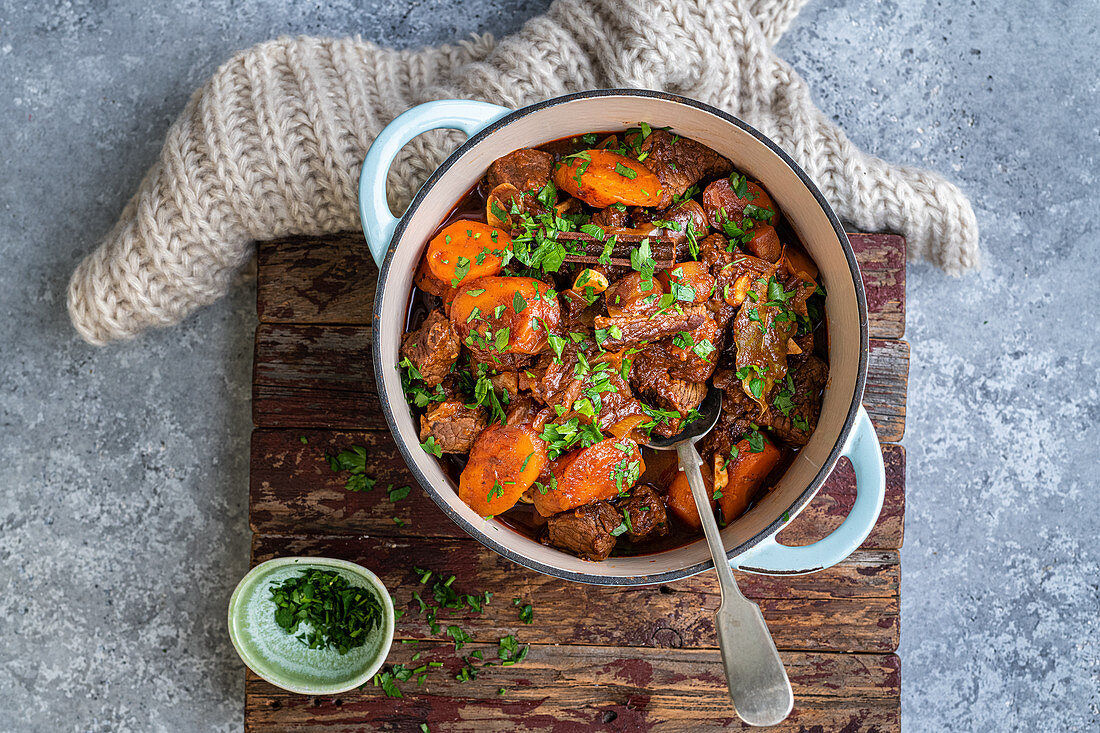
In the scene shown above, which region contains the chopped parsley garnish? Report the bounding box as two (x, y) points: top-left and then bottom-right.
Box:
(450, 256), (471, 286)
(512, 597), (534, 624)
(497, 635), (529, 665)
(400, 357), (447, 408)
(421, 436), (443, 457)
(328, 444), (378, 492)
(269, 569), (384, 655)
(629, 237), (655, 285)
(614, 162), (638, 179)
(610, 508), (634, 537)
(729, 172), (751, 200)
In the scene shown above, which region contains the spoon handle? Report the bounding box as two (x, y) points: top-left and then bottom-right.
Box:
(675, 441), (793, 727)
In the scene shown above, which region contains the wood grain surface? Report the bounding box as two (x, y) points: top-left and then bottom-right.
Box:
(245, 229), (908, 732)
(245, 650), (899, 732)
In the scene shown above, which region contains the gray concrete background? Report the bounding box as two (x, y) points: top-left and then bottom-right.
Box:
(0, 0), (1096, 730)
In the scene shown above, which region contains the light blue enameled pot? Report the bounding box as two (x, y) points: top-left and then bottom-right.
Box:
(357, 90), (886, 585)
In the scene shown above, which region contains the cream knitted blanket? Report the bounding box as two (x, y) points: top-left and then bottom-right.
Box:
(67, 0), (979, 345)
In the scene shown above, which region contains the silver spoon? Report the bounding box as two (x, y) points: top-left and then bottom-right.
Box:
(646, 387), (794, 727)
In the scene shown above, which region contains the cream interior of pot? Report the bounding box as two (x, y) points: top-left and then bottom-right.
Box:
(375, 95), (862, 581)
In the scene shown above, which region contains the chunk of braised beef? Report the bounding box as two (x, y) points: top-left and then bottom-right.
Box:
(528, 346), (646, 433)
(701, 385), (758, 458)
(593, 304), (709, 351)
(485, 148), (555, 193)
(400, 309), (460, 387)
(630, 348), (709, 437)
(527, 347), (581, 410)
(543, 501), (622, 561)
(591, 206), (629, 228)
(665, 316), (721, 383)
(620, 484), (670, 542)
(699, 233), (735, 273)
(504, 393), (554, 431)
(701, 178), (777, 231)
(468, 350), (537, 373)
(561, 288), (598, 328)
(768, 355), (827, 446)
(419, 399), (488, 453)
(636, 130), (732, 207)
(591, 370), (648, 435)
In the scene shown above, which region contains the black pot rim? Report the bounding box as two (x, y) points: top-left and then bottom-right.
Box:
(371, 89), (869, 586)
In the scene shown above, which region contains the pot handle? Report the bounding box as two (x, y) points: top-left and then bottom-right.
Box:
(358, 100), (512, 267)
(733, 405), (886, 575)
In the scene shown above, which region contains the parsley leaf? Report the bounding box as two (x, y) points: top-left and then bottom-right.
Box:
(614, 162), (638, 180)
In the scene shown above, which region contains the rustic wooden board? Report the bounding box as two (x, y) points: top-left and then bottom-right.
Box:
(245, 649), (899, 732)
(254, 535), (898, 653)
(250, 429), (905, 548)
(246, 228), (908, 732)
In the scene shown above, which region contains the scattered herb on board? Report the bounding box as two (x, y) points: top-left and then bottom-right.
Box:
(327, 445), (378, 492)
(269, 569), (384, 655)
(374, 568), (532, 695)
(497, 635), (530, 665)
(512, 597), (534, 624)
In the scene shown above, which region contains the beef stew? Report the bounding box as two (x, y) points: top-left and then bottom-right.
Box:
(399, 127), (828, 561)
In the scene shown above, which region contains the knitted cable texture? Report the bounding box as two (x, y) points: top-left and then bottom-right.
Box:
(67, 0), (979, 345)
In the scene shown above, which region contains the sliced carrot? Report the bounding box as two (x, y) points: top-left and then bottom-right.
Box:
(450, 276), (560, 355)
(458, 424), (548, 518)
(717, 437), (782, 522)
(552, 149), (662, 208)
(426, 220), (512, 286)
(665, 466), (715, 530)
(530, 438), (645, 517)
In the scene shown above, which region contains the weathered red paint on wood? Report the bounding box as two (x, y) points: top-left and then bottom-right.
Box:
(252, 535), (898, 653)
(255, 231), (905, 339)
(250, 429), (905, 549)
(852, 233), (906, 339)
(252, 323), (908, 440)
(246, 228), (908, 732)
(245, 648), (899, 733)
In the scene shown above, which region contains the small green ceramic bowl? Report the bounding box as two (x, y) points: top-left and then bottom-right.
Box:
(227, 556), (395, 695)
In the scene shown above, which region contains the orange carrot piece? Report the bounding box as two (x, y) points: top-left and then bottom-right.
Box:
(458, 424), (548, 518)
(665, 468), (715, 530)
(530, 438), (645, 517)
(552, 149), (662, 208)
(426, 220), (511, 286)
(449, 276), (560, 355)
(717, 437), (782, 522)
